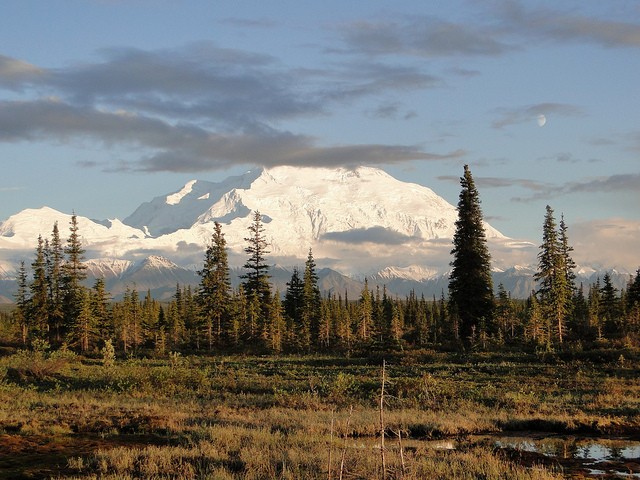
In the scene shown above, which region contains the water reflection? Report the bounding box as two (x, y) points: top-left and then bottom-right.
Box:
(484, 434), (640, 478)
(489, 435), (640, 461)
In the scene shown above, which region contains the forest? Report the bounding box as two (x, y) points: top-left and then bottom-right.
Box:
(2, 166), (639, 357)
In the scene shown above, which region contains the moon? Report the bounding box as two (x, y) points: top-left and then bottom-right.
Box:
(537, 114), (547, 127)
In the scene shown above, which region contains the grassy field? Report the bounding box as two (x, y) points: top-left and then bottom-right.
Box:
(0, 347), (639, 479)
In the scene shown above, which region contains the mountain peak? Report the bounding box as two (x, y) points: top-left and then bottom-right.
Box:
(166, 180), (198, 205)
(0, 165), (516, 287)
(141, 255), (179, 270)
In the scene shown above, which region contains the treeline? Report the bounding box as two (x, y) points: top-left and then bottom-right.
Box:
(5, 171), (640, 356)
(6, 212), (640, 356)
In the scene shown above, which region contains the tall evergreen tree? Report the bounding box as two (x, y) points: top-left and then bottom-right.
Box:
(356, 279), (373, 342)
(448, 164), (494, 348)
(534, 206), (574, 345)
(241, 211), (271, 312)
(284, 267), (305, 349)
(91, 277), (112, 342)
(524, 291), (546, 347)
(588, 279), (603, 340)
(600, 272), (620, 336)
(46, 222), (65, 343)
(68, 287), (96, 352)
(302, 248), (322, 348)
(627, 269), (640, 309)
(62, 214), (88, 340)
(267, 291), (285, 353)
(197, 222), (232, 350)
(30, 235), (50, 339)
(14, 261), (30, 345)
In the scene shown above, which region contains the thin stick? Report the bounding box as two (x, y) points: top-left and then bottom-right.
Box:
(380, 359), (386, 480)
(339, 405), (353, 480)
(328, 408), (334, 480)
(396, 429), (406, 478)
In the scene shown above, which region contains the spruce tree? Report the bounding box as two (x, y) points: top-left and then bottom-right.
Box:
(46, 222), (65, 344)
(91, 277), (112, 342)
(30, 235), (50, 339)
(284, 267), (304, 348)
(600, 272), (620, 337)
(302, 248), (322, 348)
(241, 211), (271, 324)
(69, 288), (96, 352)
(267, 291), (285, 353)
(534, 206), (574, 345)
(627, 269), (640, 309)
(588, 279), (603, 340)
(356, 279), (373, 342)
(14, 261), (30, 345)
(197, 222), (231, 350)
(62, 214), (88, 340)
(448, 164), (494, 349)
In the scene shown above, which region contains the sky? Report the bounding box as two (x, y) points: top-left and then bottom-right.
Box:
(0, 0), (638, 270)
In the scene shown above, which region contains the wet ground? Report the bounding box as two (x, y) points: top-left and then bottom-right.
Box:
(476, 433), (640, 479)
(1, 431), (638, 479)
(0, 433), (170, 479)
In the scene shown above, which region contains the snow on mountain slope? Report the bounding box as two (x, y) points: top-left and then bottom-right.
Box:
(84, 258), (133, 280)
(0, 166), (524, 284)
(0, 207), (146, 252)
(375, 265), (441, 282)
(124, 170), (261, 236)
(122, 165), (507, 272)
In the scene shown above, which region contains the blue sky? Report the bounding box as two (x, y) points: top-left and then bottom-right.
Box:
(0, 0), (638, 268)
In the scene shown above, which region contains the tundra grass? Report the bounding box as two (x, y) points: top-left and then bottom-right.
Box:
(0, 349), (638, 478)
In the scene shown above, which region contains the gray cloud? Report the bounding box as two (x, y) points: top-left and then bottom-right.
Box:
(0, 42), (462, 172)
(0, 54), (44, 90)
(49, 45), (317, 129)
(512, 173), (640, 202)
(447, 67), (481, 77)
(0, 98), (462, 172)
(322, 227), (417, 245)
(437, 175), (548, 192)
(218, 17), (277, 29)
(571, 218), (640, 269)
(499, 1), (640, 48)
(336, 3), (640, 63)
(337, 17), (511, 58)
(318, 61), (441, 103)
(492, 103), (585, 129)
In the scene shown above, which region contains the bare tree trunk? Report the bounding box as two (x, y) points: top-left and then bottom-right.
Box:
(339, 406), (353, 480)
(380, 360), (386, 480)
(328, 409), (334, 480)
(396, 429), (406, 478)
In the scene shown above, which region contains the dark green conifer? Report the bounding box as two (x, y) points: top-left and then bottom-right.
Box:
(30, 235), (50, 339)
(197, 222), (231, 349)
(448, 165), (494, 349)
(241, 211), (271, 321)
(534, 206), (575, 345)
(46, 222), (65, 344)
(302, 248), (322, 348)
(62, 214), (88, 340)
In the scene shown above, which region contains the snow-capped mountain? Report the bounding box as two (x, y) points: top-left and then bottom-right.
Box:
(0, 164), (541, 300)
(0, 207), (146, 255)
(130, 165), (505, 243)
(119, 165), (515, 274)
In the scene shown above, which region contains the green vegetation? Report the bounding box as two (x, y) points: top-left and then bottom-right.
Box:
(2, 349), (638, 478)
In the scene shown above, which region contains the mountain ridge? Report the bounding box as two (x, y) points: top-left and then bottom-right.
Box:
(7, 164), (626, 301)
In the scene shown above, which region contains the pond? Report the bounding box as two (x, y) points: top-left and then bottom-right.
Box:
(476, 433), (640, 478)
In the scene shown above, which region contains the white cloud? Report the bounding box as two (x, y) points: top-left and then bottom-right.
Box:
(571, 218), (640, 270)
